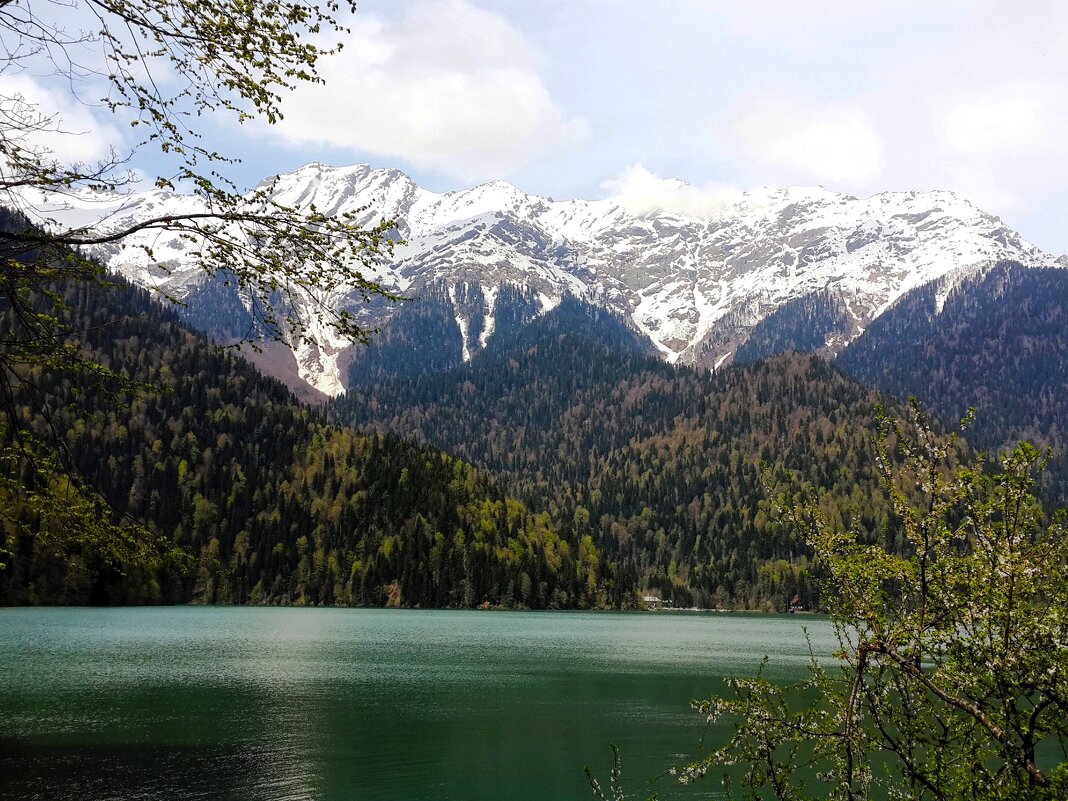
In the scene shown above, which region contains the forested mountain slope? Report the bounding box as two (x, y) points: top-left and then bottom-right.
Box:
(0, 276), (611, 608)
(838, 262), (1068, 500)
(733, 290), (854, 364)
(334, 299), (916, 609)
(348, 290), (652, 387)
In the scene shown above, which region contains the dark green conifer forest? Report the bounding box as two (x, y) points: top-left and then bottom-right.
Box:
(0, 276), (610, 608)
(838, 262), (1068, 501)
(334, 297), (916, 610)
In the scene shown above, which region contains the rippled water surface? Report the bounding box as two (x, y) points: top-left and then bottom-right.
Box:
(0, 608), (835, 800)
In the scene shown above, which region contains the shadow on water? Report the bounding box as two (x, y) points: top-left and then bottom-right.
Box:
(0, 736), (320, 801)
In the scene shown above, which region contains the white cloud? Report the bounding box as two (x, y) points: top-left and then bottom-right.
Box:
(267, 0), (588, 180)
(601, 163), (743, 218)
(1, 74), (125, 166)
(938, 84), (1067, 158)
(727, 97), (884, 187)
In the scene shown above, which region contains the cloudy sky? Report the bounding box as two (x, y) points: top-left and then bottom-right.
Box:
(22, 0), (1068, 253)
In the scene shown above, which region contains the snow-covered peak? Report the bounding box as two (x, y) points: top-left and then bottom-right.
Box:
(57, 162), (1060, 396)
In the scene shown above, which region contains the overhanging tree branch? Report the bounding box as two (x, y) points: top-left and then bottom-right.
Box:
(0, 0), (399, 571)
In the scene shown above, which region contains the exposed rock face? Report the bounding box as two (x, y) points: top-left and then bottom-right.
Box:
(46, 163), (1059, 395)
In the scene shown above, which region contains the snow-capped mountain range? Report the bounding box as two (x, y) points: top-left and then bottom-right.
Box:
(35, 163), (1062, 396)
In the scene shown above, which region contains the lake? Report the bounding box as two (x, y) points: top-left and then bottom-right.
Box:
(0, 608), (836, 801)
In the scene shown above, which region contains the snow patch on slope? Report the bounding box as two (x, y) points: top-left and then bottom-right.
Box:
(447, 284), (472, 363)
(479, 285), (499, 349)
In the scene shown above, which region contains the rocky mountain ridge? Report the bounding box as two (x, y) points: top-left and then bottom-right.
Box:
(34, 163), (1061, 395)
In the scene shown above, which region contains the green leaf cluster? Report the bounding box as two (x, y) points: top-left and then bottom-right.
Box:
(679, 402), (1068, 800)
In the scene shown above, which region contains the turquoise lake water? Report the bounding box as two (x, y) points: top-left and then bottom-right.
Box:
(0, 608), (836, 800)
